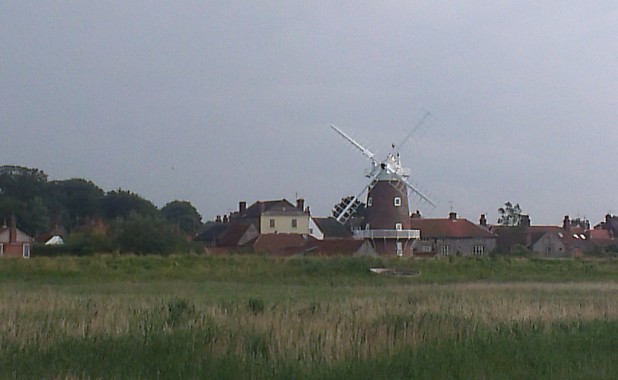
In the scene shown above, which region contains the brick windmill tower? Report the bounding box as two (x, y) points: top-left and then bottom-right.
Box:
(331, 117), (435, 255)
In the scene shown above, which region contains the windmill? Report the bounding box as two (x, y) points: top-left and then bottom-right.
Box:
(330, 115), (436, 254)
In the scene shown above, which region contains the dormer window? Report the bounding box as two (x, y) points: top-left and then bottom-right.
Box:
(394, 197), (402, 207)
(367, 197), (373, 207)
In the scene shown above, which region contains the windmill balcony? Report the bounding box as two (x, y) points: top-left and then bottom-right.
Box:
(353, 229), (420, 240)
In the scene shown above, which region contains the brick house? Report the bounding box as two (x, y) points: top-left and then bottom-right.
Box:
(410, 212), (497, 257)
(0, 216), (34, 258)
(493, 215), (595, 257)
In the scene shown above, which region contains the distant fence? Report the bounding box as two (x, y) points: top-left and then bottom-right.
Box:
(353, 229), (420, 240)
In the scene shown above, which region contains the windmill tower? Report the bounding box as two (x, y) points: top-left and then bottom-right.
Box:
(331, 117), (435, 255)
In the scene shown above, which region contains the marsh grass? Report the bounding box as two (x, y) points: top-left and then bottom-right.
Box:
(0, 255), (616, 378)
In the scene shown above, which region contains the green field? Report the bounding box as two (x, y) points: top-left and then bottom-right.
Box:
(1, 255), (617, 379)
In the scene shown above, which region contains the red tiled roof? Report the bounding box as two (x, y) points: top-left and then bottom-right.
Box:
(409, 218), (495, 239)
(588, 228), (615, 247)
(306, 240), (366, 256)
(253, 233), (316, 255)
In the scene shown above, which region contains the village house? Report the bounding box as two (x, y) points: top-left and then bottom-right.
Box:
(230, 199), (312, 235)
(0, 216), (34, 258)
(409, 212), (497, 257)
(589, 214), (618, 248)
(493, 215), (598, 257)
(196, 199), (380, 256)
(197, 199), (317, 254)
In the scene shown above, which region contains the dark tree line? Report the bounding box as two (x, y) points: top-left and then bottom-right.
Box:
(0, 165), (203, 254)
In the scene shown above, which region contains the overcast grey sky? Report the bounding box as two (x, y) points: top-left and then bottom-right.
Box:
(2, 1), (617, 225)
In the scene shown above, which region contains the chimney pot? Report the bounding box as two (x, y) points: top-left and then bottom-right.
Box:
(297, 198), (305, 211)
(9, 215), (17, 243)
(521, 214), (531, 228)
(563, 215), (571, 231)
(480, 214), (487, 227)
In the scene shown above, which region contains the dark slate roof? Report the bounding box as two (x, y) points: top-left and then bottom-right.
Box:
(195, 223), (228, 242)
(409, 217), (496, 239)
(312, 217), (353, 239)
(241, 199), (303, 218)
(217, 223), (257, 247)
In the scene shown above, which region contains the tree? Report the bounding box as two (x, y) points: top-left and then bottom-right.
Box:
(497, 202), (524, 227)
(112, 212), (188, 255)
(161, 200), (202, 236)
(101, 189), (159, 220)
(0, 165), (51, 235)
(49, 178), (105, 228)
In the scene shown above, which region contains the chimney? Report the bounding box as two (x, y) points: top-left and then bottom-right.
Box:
(9, 215), (17, 243)
(479, 214), (487, 227)
(215, 215), (222, 223)
(563, 215), (571, 231)
(223, 215), (229, 224)
(520, 214), (531, 228)
(411, 210), (422, 219)
(239, 201), (246, 213)
(449, 212), (457, 221)
(296, 198), (305, 211)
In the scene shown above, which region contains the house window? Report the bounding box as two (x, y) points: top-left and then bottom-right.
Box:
(395, 223), (403, 231)
(0, 244), (3, 256)
(396, 242), (403, 256)
(394, 197), (402, 207)
(473, 245), (485, 255)
(422, 245), (432, 253)
(545, 245), (553, 254)
(269, 219), (275, 228)
(440, 245), (450, 256)
(23, 244), (30, 259)
(367, 197), (373, 207)
(291, 219), (297, 229)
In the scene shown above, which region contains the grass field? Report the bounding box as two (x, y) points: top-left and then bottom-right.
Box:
(0, 255), (617, 379)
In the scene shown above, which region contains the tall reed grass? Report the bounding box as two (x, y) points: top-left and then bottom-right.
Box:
(0, 255), (616, 378)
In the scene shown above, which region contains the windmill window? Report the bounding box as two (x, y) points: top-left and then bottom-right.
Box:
(367, 197), (373, 207)
(394, 197), (402, 207)
(395, 223), (403, 231)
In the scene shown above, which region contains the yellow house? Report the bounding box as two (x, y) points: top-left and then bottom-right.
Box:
(232, 199), (310, 235)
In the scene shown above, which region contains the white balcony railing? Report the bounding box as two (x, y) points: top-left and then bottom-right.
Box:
(354, 229), (420, 240)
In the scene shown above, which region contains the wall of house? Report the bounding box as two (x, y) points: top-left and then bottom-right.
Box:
(1, 243), (31, 258)
(531, 233), (568, 258)
(417, 238), (496, 256)
(259, 214), (309, 234)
